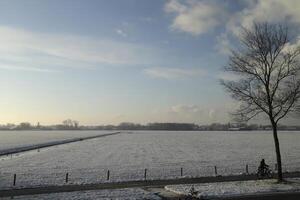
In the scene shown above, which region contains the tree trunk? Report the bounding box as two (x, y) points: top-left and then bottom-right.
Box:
(271, 120), (283, 182)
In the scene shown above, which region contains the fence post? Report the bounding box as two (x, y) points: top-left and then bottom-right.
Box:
(13, 174), (16, 186)
(107, 170), (110, 181)
(214, 166), (218, 176)
(181, 167), (183, 177)
(144, 169), (147, 180)
(246, 164), (249, 174)
(65, 173), (69, 183)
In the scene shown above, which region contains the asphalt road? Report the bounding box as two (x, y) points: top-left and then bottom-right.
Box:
(0, 172), (299, 199)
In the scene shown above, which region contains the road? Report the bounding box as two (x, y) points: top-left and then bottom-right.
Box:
(0, 172), (299, 198)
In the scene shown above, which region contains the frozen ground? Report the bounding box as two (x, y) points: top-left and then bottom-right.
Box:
(165, 178), (300, 199)
(0, 131), (299, 189)
(0, 130), (111, 151)
(1, 188), (161, 200)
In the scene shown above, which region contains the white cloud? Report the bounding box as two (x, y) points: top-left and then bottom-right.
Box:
(167, 104), (204, 123)
(238, 0), (300, 30)
(215, 33), (231, 55)
(164, 0), (300, 55)
(214, 0), (300, 55)
(144, 67), (206, 80)
(217, 72), (241, 81)
(165, 0), (300, 49)
(0, 64), (59, 73)
(283, 36), (300, 54)
(165, 103), (236, 124)
(165, 0), (227, 35)
(171, 104), (201, 113)
(0, 26), (156, 72)
(116, 29), (127, 37)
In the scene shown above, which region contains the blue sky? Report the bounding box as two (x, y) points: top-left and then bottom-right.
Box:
(0, 0), (299, 125)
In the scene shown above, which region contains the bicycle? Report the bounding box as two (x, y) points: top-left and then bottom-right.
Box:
(257, 166), (273, 178)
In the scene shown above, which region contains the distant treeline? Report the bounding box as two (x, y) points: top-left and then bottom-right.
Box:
(1, 120), (300, 131)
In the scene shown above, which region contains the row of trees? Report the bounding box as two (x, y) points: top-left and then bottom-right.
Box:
(117, 122), (199, 130)
(0, 119), (80, 130)
(0, 122), (198, 131)
(1, 121), (300, 131)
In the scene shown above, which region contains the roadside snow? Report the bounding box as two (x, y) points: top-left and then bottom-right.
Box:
(1, 188), (162, 200)
(165, 178), (300, 199)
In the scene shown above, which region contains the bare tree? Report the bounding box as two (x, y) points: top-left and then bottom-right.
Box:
(73, 120), (79, 129)
(221, 22), (300, 182)
(62, 119), (79, 129)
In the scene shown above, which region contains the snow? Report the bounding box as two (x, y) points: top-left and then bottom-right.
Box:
(0, 130), (111, 152)
(0, 131), (299, 189)
(165, 178), (300, 199)
(0, 188), (162, 200)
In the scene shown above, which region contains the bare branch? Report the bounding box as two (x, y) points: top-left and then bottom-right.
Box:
(221, 22), (300, 123)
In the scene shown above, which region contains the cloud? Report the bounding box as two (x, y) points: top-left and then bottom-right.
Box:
(164, 0), (300, 55)
(115, 29), (127, 37)
(215, 33), (231, 55)
(283, 36), (300, 54)
(171, 104), (201, 113)
(0, 26), (157, 72)
(213, 0), (300, 56)
(167, 104), (204, 123)
(144, 67), (206, 80)
(165, 0), (227, 35)
(236, 0), (300, 30)
(217, 72), (241, 81)
(165, 0), (300, 46)
(0, 64), (59, 73)
(165, 103), (235, 123)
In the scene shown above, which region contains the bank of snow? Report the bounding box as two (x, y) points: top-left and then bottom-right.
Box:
(1, 188), (162, 200)
(165, 178), (300, 199)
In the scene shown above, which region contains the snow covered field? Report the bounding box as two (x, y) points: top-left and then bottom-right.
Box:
(165, 178), (300, 199)
(0, 131), (299, 189)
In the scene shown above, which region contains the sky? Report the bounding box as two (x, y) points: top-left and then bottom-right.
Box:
(0, 0), (300, 125)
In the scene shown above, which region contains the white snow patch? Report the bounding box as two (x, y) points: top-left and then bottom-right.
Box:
(1, 188), (162, 200)
(165, 178), (300, 199)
